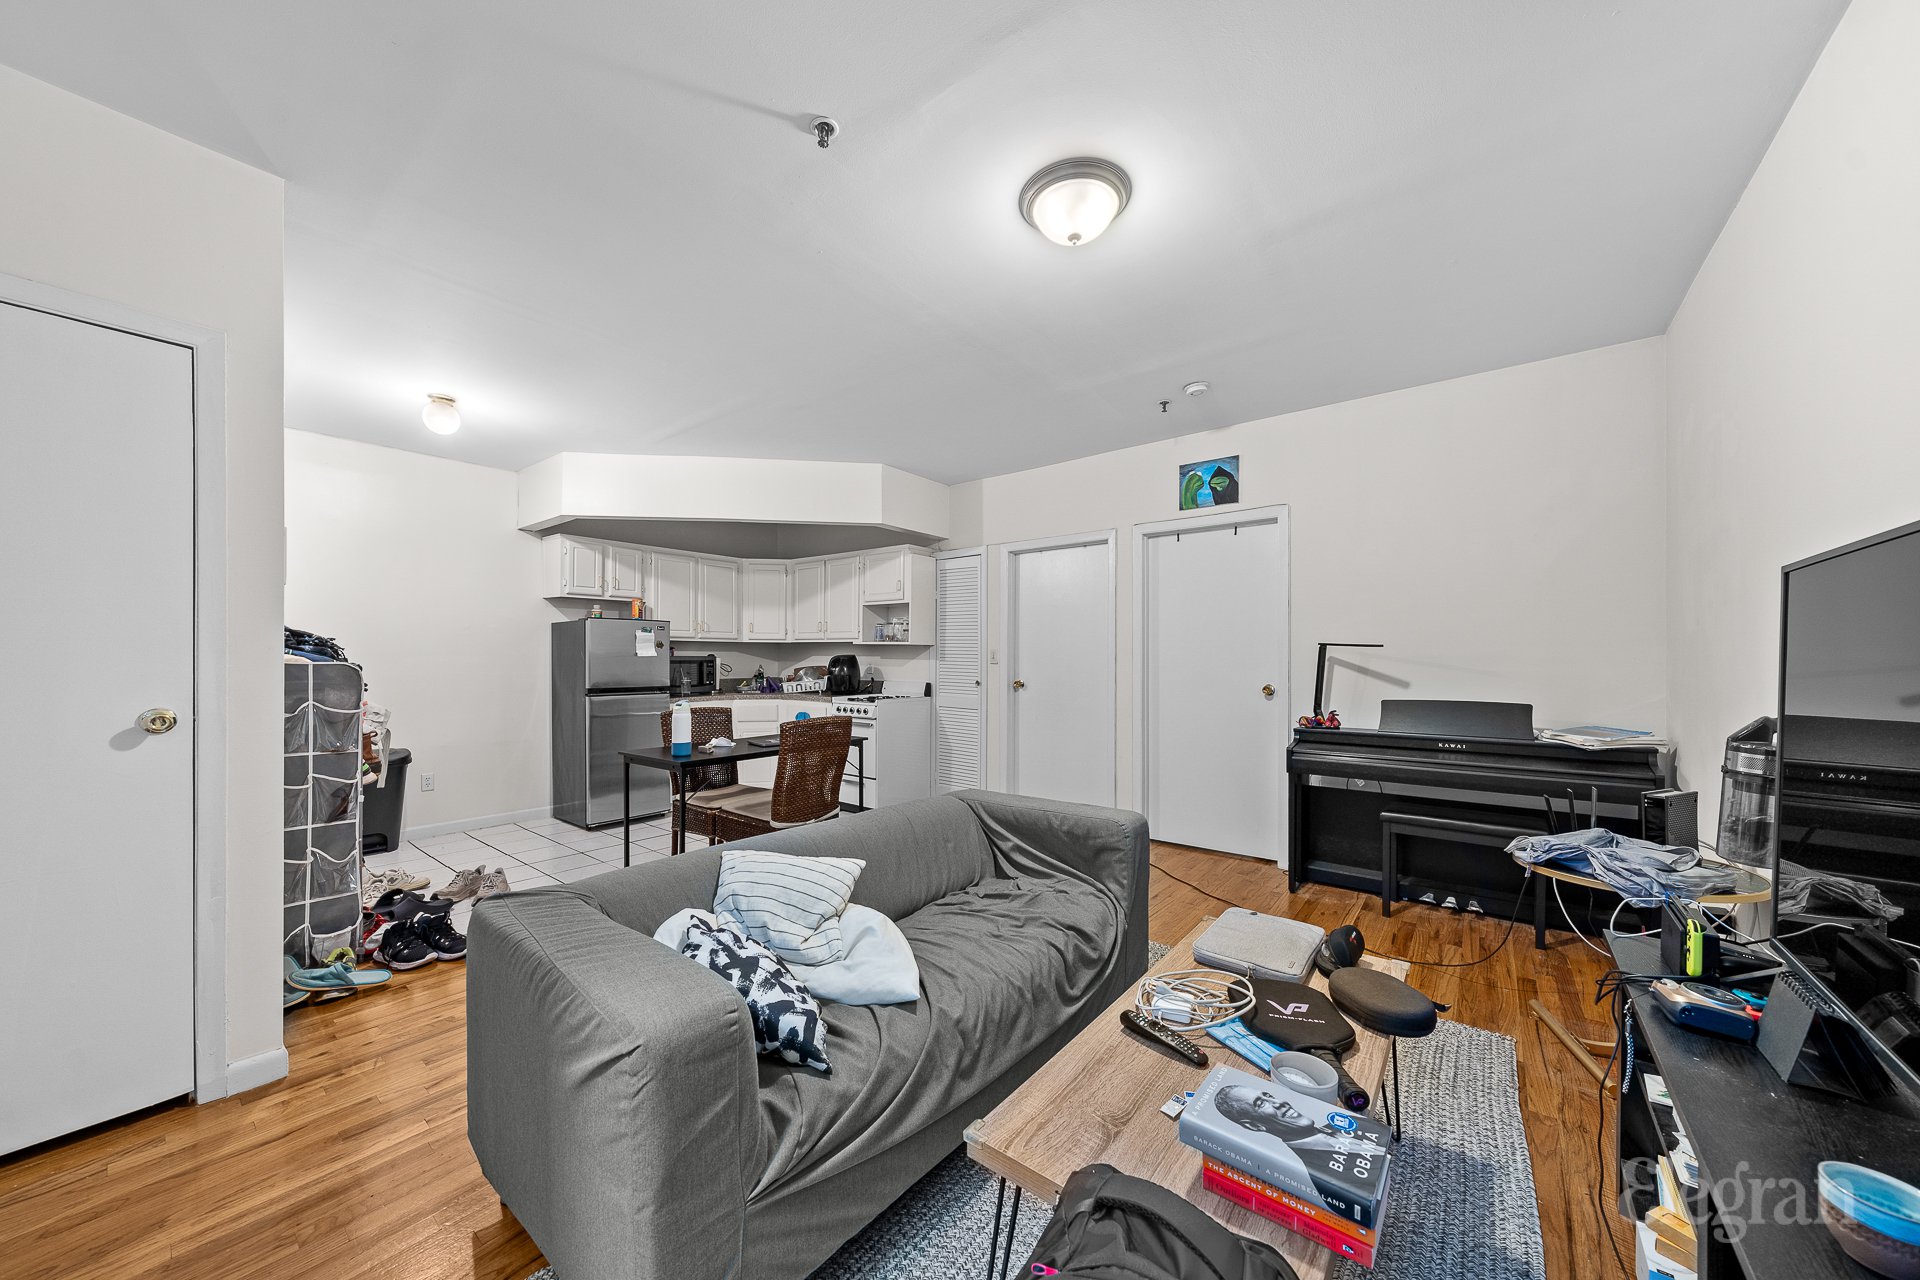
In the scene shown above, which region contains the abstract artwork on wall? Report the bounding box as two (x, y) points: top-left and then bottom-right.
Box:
(1178, 455), (1240, 510)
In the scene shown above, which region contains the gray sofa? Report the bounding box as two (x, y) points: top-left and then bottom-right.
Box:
(467, 790), (1149, 1280)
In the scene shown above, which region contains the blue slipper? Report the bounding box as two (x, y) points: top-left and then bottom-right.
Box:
(284, 953), (392, 992)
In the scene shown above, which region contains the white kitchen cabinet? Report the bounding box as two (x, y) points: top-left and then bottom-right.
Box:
(647, 550), (699, 638)
(606, 543), (646, 601)
(824, 554), (862, 640)
(860, 546), (910, 605)
(742, 560), (790, 641)
(790, 559), (827, 639)
(698, 556), (741, 640)
(541, 535), (607, 598)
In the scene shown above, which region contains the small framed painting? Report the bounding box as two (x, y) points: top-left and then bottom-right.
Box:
(1178, 455), (1240, 510)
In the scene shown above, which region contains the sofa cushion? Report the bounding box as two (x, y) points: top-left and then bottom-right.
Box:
(681, 912), (831, 1073)
(715, 850), (866, 965)
(748, 866), (1127, 1200)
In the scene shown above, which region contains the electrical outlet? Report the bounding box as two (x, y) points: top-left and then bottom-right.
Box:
(420, 773), (436, 792)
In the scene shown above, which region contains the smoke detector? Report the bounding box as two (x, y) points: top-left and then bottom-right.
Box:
(1184, 381), (1210, 398)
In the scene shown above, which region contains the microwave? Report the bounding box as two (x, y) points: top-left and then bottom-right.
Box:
(669, 653), (716, 696)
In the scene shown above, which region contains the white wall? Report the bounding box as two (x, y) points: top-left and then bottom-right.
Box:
(285, 431), (559, 833)
(951, 338), (1670, 810)
(0, 67), (285, 1078)
(1666, 0), (1920, 825)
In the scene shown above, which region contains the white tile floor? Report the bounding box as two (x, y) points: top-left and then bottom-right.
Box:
(363, 816), (677, 931)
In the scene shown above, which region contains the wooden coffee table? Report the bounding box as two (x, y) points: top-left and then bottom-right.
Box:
(965, 917), (1410, 1278)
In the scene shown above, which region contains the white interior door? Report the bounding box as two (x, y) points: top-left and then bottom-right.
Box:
(1004, 536), (1115, 806)
(0, 300), (197, 1154)
(934, 551), (986, 792)
(1141, 511), (1288, 858)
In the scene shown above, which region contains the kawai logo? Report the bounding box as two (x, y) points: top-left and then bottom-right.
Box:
(1819, 769), (1871, 783)
(1436, 741), (1470, 750)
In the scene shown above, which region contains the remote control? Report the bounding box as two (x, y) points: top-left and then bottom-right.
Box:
(1121, 1009), (1209, 1066)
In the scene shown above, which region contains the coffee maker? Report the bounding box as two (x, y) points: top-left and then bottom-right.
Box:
(826, 654), (860, 695)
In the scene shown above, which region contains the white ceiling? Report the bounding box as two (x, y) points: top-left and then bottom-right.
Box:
(1, 1), (1846, 483)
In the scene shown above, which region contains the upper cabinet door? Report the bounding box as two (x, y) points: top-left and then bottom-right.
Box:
(743, 560), (789, 641)
(790, 559), (827, 639)
(566, 539), (607, 597)
(861, 546), (909, 604)
(824, 554), (862, 640)
(606, 544), (645, 600)
(699, 557), (741, 640)
(649, 551), (699, 638)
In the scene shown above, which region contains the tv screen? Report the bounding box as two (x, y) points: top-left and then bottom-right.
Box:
(1777, 520), (1920, 954)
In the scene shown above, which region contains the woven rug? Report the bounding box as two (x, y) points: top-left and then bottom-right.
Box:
(532, 952), (1544, 1280)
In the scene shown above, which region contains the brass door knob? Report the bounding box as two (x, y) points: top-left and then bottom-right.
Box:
(138, 707), (179, 735)
(1011, 679), (1026, 690)
(1261, 684), (1275, 698)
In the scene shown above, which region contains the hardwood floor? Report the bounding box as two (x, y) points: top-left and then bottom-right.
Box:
(0, 845), (1631, 1279)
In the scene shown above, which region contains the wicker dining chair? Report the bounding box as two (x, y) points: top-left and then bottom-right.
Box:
(710, 715), (853, 844)
(657, 705), (757, 848)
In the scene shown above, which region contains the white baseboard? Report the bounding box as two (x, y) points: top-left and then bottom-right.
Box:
(403, 805), (553, 842)
(220, 1046), (290, 1098)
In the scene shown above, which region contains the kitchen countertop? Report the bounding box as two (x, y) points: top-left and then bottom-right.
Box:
(682, 691), (838, 702)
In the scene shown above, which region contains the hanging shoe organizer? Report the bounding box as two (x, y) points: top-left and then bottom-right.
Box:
(284, 659), (364, 965)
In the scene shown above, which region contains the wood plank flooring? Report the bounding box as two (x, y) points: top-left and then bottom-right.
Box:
(0, 845), (1631, 1279)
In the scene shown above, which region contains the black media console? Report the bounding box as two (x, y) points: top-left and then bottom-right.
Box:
(1610, 933), (1920, 1278)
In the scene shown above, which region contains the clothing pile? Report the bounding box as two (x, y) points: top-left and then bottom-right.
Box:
(1775, 858), (1905, 924)
(1506, 827), (1738, 906)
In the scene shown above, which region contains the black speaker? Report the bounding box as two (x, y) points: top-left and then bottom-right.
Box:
(1641, 788), (1699, 849)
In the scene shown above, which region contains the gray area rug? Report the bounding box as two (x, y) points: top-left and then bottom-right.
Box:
(533, 946), (1544, 1280)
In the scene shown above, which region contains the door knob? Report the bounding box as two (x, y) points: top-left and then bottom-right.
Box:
(1261, 684), (1275, 698)
(1011, 679), (1025, 690)
(138, 707), (178, 735)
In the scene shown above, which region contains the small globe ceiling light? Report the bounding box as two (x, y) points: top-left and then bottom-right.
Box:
(1019, 157), (1131, 247)
(422, 393), (460, 435)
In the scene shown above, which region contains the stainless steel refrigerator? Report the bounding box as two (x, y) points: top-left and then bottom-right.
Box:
(551, 618), (673, 828)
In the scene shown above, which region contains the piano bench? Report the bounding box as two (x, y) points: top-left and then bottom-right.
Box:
(1379, 812), (1537, 920)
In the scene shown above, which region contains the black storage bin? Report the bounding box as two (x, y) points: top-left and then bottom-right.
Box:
(360, 747), (411, 855)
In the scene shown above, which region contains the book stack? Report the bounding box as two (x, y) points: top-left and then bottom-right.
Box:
(1639, 1075), (1699, 1276)
(1177, 1065), (1394, 1268)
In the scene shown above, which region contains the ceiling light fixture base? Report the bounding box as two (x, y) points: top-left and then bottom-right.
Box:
(1019, 157), (1132, 247)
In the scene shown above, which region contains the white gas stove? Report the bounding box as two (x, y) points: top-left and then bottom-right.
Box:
(828, 689), (929, 807)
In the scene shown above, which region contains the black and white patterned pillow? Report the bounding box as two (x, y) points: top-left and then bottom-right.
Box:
(681, 912), (831, 1073)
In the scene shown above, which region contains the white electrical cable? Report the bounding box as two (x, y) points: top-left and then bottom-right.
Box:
(1134, 968), (1255, 1029)
(1554, 878), (1610, 955)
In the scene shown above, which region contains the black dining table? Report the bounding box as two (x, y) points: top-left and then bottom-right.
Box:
(620, 737), (865, 863)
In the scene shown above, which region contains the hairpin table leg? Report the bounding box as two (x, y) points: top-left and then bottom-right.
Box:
(999, 1185), (1023, 1279)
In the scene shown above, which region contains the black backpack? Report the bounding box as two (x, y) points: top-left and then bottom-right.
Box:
(1021, 1164), (1302, 1280)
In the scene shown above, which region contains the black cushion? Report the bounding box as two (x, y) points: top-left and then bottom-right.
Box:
(1328, 966), (1438, 1038)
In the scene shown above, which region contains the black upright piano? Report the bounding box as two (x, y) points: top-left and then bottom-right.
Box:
(1287, 699), (1671, 912)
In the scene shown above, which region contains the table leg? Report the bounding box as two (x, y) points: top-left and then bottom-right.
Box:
(675, 769), (689, 857)
(1380, 827), (1395, 919)
(1533, 871), (1548, 951)
(998, 1185), (1023, 1279)
(985, 1179), (1006, 1280)
(623, 760), (632, 868)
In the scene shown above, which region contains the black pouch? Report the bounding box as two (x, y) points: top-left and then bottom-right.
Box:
(1021, 1163), (1301, 1280)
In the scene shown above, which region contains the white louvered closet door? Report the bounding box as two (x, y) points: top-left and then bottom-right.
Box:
(933, 551), (987, 792)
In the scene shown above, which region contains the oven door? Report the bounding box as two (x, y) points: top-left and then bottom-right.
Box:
(841, 721), (875, 810)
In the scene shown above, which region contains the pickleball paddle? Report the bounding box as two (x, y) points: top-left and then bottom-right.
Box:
(1241, 978), (1370, 1112)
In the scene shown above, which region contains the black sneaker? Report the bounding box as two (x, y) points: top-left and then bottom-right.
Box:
(374, 917), (436, 970)
(414, 910), (467, 961)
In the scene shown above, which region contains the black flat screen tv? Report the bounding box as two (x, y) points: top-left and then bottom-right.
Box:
(1774, 518), (1920, 1082)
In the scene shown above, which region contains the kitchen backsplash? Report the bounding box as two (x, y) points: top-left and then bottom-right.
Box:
(695, 645), (932, 692)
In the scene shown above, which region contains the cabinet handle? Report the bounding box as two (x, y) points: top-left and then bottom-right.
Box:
(896, 579), (902, 592)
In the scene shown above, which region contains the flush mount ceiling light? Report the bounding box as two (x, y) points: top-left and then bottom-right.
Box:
(1019, 157), (1131, 247)
(422, 393), (460, 435)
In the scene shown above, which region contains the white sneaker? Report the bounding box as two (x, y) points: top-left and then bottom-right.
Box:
(438, 866), (488, 902)
(474, 867), (513, 900)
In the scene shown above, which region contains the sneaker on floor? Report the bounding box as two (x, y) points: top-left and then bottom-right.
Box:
(374, 918), (437, 970)
(414, 910), (467, 960)
(359, 866), (432, 909)
(437, 866), (488, 902)
(473, 867), (513, 901)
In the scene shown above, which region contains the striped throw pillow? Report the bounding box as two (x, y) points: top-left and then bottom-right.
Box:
(714, 851), (866, 966)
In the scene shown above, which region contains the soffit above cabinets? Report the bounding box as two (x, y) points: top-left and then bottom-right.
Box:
(517, 452), (951, 541)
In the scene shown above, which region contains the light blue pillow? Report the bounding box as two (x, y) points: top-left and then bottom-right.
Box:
(713, 850), (866, 965)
